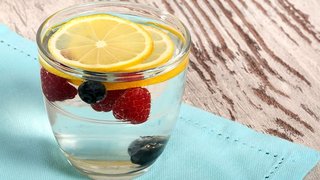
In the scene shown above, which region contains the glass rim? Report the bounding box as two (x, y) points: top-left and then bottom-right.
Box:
(36, 1), (191, 80)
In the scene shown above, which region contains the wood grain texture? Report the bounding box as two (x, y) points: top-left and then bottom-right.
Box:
(0, 0), (319, 179)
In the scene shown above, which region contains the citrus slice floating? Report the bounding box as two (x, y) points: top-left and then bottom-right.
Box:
(68, 55), (189, 90)
(104, 56), (189, 90)
(42, 14), (188, 90)
(39, 56), (76, 80)
(48, 14), (153, 72)
(145, 22), (186, 43)
(124, 25), (174, 71)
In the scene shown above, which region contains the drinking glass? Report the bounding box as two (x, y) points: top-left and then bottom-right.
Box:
(36, 1), (190, 179)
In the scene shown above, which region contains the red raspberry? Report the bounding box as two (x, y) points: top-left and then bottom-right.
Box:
(91, 90), (126, 112)
(113, 88), (151, 124)
(40, 68), (77, 102)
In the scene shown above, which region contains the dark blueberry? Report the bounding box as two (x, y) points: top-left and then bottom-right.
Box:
(128, 136), (168, 166)
(78, 81), (106, 104)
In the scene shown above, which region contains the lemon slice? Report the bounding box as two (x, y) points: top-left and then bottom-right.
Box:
(41, 15), (188, 90)
(145, 22), (186, 43)
(48, 14), (153, 72)
(68, 55), (189, 90)
(104, 56), (189, 90)
(124, 25), (174, 71)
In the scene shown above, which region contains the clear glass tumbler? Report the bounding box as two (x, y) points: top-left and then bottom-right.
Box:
(36, 1), (190, 179)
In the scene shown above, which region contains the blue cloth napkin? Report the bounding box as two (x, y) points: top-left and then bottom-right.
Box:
(0, 24), (319, 180)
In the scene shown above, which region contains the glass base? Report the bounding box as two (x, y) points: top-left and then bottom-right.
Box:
(87, 170), (147, 180)
(66, 155), (149, 180)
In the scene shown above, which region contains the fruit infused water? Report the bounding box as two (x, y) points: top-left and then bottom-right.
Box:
(36, 2), (190, 179)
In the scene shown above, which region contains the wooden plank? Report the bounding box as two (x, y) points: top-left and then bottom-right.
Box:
(0, 0), (319, 178)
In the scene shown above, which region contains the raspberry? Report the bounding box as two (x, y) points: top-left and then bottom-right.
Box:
(40, 68), (77, 102)
(113, 87), (151, 124)
(91, 90), (126, 112)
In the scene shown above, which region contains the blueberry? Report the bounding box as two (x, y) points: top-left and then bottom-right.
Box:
(78, 81), (106, 104)
(128, 136), (168, 166)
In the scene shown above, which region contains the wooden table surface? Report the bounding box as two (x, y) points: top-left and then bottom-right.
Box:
(0, 0), (319, 179)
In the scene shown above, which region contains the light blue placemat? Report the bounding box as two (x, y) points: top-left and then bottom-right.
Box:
(0, 24), (319, 180)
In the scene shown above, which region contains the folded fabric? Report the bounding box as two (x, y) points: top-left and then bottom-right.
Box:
(0, 24), (319, 180)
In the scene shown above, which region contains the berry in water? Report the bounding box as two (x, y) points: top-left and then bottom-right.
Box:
(113, 87), (151, 124)
(40, 68), (77, 102)
(128, 136), (168, 166)
(91, 90), (126, 112)
(78, 81), (106, 104)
